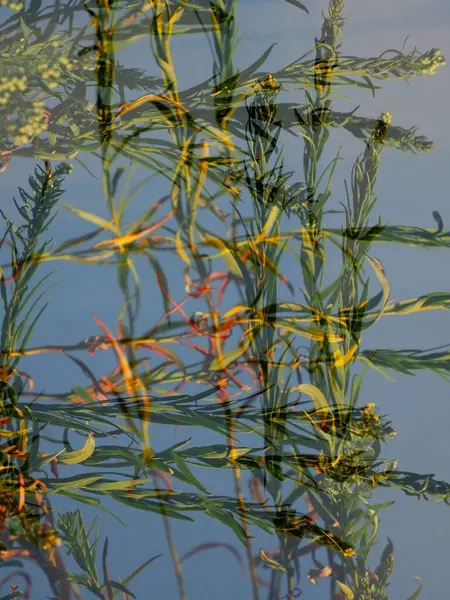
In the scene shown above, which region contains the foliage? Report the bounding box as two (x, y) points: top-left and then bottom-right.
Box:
(0, 0), (448, 599)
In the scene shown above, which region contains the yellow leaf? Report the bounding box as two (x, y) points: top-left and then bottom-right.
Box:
(223, 305), (250, 319)
(59, 432), (95, 465)
(259, 549), (286, 572)
(175, 229), (191, 265)
(209, 339), (251, 371)
(0, 429), (16, 439)
(367, 256), (390, 322)
(336, 581), (355, 600)
(385, 293), (450, 316)
(64, 205), (117, 233)
(259, 205), (281, 241)
(94, 226), (154, 250)
(202, 123), (234, 151)
(333, 343), (359, 368)
(132, 339), (184, 370)
(289, 384), (330, 412)
(94, 212), (174, 250)
(93, 317), (142, 433)
(115, 93), (164, 119)
(201, 235), (242, 276)
(277, 323), (344, 343)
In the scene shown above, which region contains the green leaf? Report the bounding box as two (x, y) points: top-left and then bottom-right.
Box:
(110, 492), (195, 521)
(12, 291), (51, 350)
(105, 581), (136, 598)
(56, 491), (127, 525)
(203, 503), (249, 545)
(49, 474), (104, 491)
(39, 447), (68, 468)
(68, 119), (80, 137)
(121, 554), (163, 586)
(87, 478), (152, 492)
(0, 592), (22, 600)
(28, 0), (42, 15)
(171, 452), (210, 494)
(238, 42), (279, 83)
(12, 270), (55, 323)
(11, 298), (53, 371)
(111, 165), (127, 196)
(19, 16), (33, 40)
(70, 386), (95, 404)
(406, 577), (422, 600)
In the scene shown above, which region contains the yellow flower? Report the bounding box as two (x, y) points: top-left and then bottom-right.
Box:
(13, 135), (28, 145)
(419, 48), (445, 75)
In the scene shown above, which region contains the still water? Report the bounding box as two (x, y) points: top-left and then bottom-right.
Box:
(0, 1), (449, 599)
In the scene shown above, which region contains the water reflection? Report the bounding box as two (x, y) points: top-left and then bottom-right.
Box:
(0, 1), (448, 599)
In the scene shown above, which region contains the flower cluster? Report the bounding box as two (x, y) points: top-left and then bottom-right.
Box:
(0, 75), (27, 106)
(36, 64), (60, 90)
(361, 402), (380, 426)
(35, 54), (78, 89)
(6, 514), (62, 557)
(349, 554), (395, 600)
(0, 33), (92, 100)
(371, 111), (392, 145)
(31, 522), (62, 551)
(254, 74), (282, 94)
(0, 69), (24, 106)
(419, 48), (446, 74)
(11, 100), (49, 147)
(314, 450), (371, 482)
(0, 473), (59, 556)
(371, 47), (446, 79)
(328, 0), (344, 23)
(351, 402), (397, 440)
(249, 74), (282, 124)
(0, 31), (99, 156)
(0, 0), (23, 10)
(368, 461), (398, 488)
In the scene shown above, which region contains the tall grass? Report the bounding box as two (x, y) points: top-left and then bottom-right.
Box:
(0, 1), (449, 599)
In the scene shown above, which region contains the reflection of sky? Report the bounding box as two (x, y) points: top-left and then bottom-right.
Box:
(1, 0), (449, 598)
